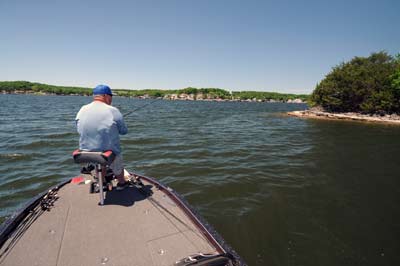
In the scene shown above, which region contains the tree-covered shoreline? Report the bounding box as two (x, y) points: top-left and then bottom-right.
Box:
(0, 81), (309, 102)
(310, 51), (400, 114)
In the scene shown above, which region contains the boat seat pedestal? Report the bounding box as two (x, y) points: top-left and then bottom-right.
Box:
(72, 150), (116, 205)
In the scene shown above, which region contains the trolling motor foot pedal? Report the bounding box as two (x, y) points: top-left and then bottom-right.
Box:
(131, 177), (153, 197)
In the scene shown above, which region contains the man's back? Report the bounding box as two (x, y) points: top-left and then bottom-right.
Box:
(76, 101), (127, 154)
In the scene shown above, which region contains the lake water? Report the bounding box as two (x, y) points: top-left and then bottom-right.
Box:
(1, 94), (400, 266)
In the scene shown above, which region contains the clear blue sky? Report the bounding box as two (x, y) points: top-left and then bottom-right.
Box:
(1, 0), (399, 94)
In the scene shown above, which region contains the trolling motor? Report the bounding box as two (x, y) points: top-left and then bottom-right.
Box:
(72, 150), (116, 205)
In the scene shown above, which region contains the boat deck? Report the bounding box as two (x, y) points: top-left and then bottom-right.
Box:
(0, 177), (218, 266)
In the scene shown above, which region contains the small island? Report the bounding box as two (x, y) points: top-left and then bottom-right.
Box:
(289, 51), (400, 124)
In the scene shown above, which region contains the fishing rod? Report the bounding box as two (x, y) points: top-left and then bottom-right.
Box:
(122, 97), (163, 117)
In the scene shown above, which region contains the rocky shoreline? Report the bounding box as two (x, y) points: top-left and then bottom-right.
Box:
(287, 110), (400, 124)
(1, 90), (306, 103)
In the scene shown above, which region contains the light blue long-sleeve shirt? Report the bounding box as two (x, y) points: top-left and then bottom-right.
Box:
(75, 101), (128, 155)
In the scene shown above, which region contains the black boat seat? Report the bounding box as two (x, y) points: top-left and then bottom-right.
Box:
(72, 150), (116, 165)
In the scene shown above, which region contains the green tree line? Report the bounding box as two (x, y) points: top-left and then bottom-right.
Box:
(232, 91), (309, 101)
(0, 81), (92, 95)
(0, 81), (309, 102)
(310, 51), (400, 114)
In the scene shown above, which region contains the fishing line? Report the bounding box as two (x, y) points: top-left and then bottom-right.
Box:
(122, 98), (163, 117)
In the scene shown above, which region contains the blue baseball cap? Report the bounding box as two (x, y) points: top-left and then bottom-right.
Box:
(93, 85), (113, 96)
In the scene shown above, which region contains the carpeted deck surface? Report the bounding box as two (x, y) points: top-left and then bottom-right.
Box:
(0, 178), (216, 266)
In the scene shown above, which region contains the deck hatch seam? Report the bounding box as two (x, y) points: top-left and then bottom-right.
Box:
(55, 204), (71, 266)
(145, 229), (191, 243)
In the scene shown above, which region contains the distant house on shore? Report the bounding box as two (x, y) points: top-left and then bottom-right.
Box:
(196, 93), (204, 100)
(164, 94), (178, 100)
(287, 98), (303, 103)
(178, 93), (195, 100)
(138, 94), (150, 99)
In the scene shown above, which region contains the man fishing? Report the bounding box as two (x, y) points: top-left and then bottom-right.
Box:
(75, 84), (129, 190)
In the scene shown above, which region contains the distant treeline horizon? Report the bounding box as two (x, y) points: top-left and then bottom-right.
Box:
(0, 81), (309, 102)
